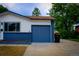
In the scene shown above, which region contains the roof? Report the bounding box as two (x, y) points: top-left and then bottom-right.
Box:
(0, 11), (54, 20)
(26, 16), (53, 20)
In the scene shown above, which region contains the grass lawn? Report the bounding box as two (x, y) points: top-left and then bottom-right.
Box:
(65, 39), (79, 42)
(0, 46), (27, 56)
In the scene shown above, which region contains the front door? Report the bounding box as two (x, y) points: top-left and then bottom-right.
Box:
(0, 22), (4, 40)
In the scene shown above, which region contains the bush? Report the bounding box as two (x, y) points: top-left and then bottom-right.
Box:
(60, 30), (79, 39)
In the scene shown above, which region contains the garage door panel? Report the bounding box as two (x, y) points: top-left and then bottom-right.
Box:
(32, 25), (51, 42)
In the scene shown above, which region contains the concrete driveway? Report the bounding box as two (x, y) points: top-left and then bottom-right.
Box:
(24, 39), (79, 56)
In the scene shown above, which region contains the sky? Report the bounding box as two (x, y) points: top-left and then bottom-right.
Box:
(1, 3), (52, 16)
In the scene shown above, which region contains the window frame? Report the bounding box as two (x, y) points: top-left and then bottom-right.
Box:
(4, 22), (20, 32)
(0, 22), (4, 32)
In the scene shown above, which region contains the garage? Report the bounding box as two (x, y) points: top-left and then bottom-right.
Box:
(32, 25), (53, 42)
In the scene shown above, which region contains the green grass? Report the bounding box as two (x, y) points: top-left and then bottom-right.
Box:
(65, 39), (79, 42)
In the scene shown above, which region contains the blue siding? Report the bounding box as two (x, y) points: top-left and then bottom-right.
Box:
(0, 41), (31, 44)
(50, 25), (54, 42)
(0, 24), (54, 44)
(0, 32), (32, 44)
(51, 21), (55, 42)
(4, 32), (32, 41)
(32, 25), (53, 42)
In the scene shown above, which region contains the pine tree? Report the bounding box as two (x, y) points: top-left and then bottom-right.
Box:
(32, 8), (41, 16)
(0, 5), (8, 13)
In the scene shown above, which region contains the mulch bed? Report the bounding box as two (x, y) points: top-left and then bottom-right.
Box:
(0, 46), (27, 56)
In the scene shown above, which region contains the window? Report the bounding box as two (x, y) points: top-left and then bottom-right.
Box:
(4, 22), (20, 32)
(0, 22), (4, 32)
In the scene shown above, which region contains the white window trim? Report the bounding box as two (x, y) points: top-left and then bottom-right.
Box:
(0, 22), (20, 32)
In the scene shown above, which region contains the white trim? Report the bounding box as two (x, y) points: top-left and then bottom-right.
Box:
(0, 22), (4, 40)
(0, 22), (20, 32)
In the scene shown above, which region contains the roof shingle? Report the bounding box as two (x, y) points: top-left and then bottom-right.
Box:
(26, 16), (54, 20)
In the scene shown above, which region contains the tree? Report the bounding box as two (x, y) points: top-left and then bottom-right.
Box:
(32, 7), (41, 16)
(0, 5), (8, 13)
(48, 3), (79, 39)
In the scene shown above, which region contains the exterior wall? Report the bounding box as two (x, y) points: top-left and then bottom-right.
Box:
(0, 14), (31, 32)
(51, 21), (55, 42)
(0, 13), (51, 32)
(0, 32), (31, 44)
(4, 32), (32, 41)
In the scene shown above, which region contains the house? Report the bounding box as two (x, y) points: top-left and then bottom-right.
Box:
(0, 11), (54, 44)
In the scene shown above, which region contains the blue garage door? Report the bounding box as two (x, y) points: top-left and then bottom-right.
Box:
(32, 25), (52, 42)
